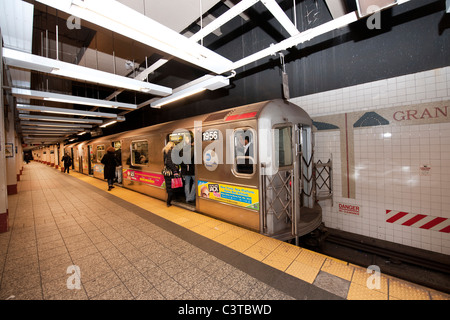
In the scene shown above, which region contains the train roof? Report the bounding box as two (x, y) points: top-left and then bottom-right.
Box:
(65, 99), (310, 147)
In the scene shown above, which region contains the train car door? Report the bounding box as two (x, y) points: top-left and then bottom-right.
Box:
(261, 124), (299, 240)
(113, 140), (122, 184)
(88, 145), (94, 176)
(70, 148), (74, 170)
(93, 144), (105, 180)
(80, 146), (85, 174)
(166, 131), (194, 207)
(74, 148), (80, 172)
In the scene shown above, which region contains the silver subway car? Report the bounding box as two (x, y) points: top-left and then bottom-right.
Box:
(64, 99), (324, 242)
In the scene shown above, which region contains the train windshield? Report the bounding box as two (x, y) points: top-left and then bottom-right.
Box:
(131, 140), (149, 165)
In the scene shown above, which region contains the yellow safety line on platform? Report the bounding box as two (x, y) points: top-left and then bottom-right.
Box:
(65, 170), (449, 300)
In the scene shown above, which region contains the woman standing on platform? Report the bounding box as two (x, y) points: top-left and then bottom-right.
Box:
(162, 141), (179, 207)
(101, 146), (119, 191)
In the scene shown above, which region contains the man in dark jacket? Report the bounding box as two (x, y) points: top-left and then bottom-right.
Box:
(62, 153), (72, 173)
(180, 138), (195, 203)
(101, 146), (118, 191)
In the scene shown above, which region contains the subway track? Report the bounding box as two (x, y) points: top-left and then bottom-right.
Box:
(302, 228), (450, 294)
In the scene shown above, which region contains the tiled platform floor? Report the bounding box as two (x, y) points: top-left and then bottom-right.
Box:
(1, 162), (449, 300)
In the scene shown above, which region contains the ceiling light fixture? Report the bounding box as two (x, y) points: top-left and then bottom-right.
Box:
(19, 121), (93, 128)
(21, 126), (84, 132)
(22, 132), (71, 136)
(36, 0), (233, 74)
(16, 104), (118, 118)
(3, 47), (172, 96)
(99, 120), (118, 128)
(19, 114), (104, 124)
(22, 130), (79, 136)
(150, 75), (230, 108)
(11, 88), (138, 110)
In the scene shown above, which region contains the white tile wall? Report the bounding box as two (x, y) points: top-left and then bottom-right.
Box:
(291, 66), (450, 255)
(291, 66), (450, 116)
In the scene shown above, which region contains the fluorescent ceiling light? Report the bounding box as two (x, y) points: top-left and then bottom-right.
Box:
(151, 87), (206, 109)
(100, 120), (117, 128)
(22, 131), (77, 135)
(150, 75), (229, 108)
(36, 0), (233, 74)
(11, 88), (137, 110)
(19, 114), (104, 124)
(3, 47), (172, 96)
(24, 137), (63, 144)
(20, 121), (93, 128)
(22, 132), (71, 136)
(21, 126), (84, 132)
(16, 104), (118, 118)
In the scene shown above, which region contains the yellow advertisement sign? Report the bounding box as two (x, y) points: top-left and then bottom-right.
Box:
(198, 180), (259, 211)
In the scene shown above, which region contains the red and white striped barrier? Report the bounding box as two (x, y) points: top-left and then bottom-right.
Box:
(386, 210), (450, 233)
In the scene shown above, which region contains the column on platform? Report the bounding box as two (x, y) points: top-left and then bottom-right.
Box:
(5, 102), (18, 195)
(16, 134), (22, 181)
(0, 43), (9, 233)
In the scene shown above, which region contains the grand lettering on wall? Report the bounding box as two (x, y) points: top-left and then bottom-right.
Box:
(312, 100), (449, 199)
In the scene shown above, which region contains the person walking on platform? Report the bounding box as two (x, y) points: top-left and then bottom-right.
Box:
(180, 136), (195, 203)
(61, 153), (72, 173)
(101, 146), (119, 191)
(162, 141), (179, 207)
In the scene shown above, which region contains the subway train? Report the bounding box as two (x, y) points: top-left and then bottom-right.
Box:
(64, 99), (326, 243)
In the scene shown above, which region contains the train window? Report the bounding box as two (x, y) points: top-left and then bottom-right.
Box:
(131, 140), (149, 165)
(96, 145), (105, 163)
(233, 129), (255, 175)
(113, 141), (122, 165)
(275, 126), (293, 167)
(167, 131), (193, 165)
(168, 131), (192, 146)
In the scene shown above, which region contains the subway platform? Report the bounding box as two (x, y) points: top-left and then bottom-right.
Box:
(1, 162), (449, 301)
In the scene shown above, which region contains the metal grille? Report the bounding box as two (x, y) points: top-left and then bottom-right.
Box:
(264, 170), (293, 221)
(314, 159), (333, 201)
(301, 153), (313, 198)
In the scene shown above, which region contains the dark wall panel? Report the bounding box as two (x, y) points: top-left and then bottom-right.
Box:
(108, 0), (449, 135)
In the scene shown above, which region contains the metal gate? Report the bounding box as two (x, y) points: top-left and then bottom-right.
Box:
(261, 124), (300, 241)
(261, 124), (320, 243)
(262, 168), (295, 237)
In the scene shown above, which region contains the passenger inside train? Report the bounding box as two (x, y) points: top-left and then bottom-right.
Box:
(131, 141), (149, 165)
(169, 131), (196, 206)
(234, 130), (254, 174)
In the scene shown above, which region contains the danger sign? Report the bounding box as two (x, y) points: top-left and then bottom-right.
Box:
(338, 203), (361, 216)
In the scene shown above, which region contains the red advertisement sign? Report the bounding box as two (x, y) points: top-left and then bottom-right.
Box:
(122, 169), (165, 188)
